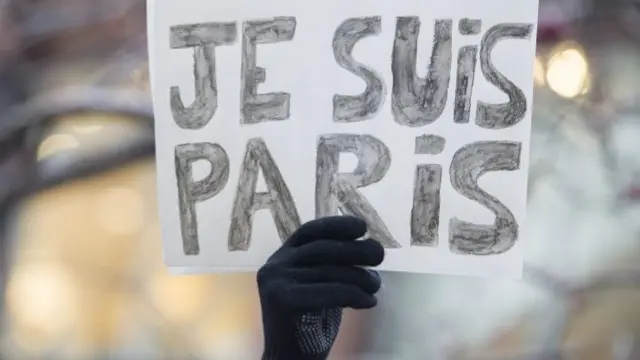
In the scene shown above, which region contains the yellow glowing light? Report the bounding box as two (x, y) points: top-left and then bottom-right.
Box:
(534, 56), (545, 86)
(92, 187), (146, 236)
(6, 264), (77, 338)
(545, 44), (590, 98)
(148, 274), (210, 324)
(37, 134), (79, 160)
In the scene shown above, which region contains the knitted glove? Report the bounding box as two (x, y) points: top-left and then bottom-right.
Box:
(257, 216), (385, 360)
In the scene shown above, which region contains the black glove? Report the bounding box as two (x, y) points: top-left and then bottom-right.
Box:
(257, 216), (385, 360)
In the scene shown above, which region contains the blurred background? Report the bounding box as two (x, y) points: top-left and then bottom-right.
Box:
(0, 0), (640, 359)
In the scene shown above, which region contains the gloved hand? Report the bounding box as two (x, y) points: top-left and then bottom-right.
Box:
(257, 216), (385, 360)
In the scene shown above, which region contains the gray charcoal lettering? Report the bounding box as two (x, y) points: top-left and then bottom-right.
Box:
(170, 22), (237, 129)
(415, 134), (446, 154)
(449, 141), (521, 255)
(458, 18), (482, 35)
(170, 23), (237, 47)
(228, 138), (301, 251)
(332, 17), (386, 122)
(411, 165), (442, 246)
(476, 23), (534, 129)
(391, 17), (452, 127)
(175, 143), (230, 255)
(454, 45), (478, 123)
(241, 17), (296, 124)
(316, 134), (400, 248)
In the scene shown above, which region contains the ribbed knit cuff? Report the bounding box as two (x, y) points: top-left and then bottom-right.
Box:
(261, 342), (330, 360)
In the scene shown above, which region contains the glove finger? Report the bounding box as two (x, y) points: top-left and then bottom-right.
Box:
(290, 238), (384, 267)
(279, 283), (377, 310)
(286, 216), (367, 247)
(289, 266), (381, 294)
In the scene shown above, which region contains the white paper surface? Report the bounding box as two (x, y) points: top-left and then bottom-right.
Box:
(148, 0), (538, 278)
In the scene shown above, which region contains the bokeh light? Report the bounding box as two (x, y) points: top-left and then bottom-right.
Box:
(6, 263), (77, 346)
(545, 42), (590, 98)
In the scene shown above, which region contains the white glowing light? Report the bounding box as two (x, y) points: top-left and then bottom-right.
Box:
(546, 44), (590, 98)
(6, 264), (76, 337)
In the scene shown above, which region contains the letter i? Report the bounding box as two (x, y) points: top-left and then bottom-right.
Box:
(454, 19), (482, 124)
(411, 135), (445, 246)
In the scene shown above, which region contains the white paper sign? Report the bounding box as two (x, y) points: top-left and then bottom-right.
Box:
(149, 0), (539, 278)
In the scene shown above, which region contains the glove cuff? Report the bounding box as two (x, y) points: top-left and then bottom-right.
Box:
(261, 343), (330, 360)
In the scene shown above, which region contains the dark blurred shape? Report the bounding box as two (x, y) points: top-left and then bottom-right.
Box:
(538, 0), (592, 42)
(0, 2), (28, 115)
(11, 0), (146, 60)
